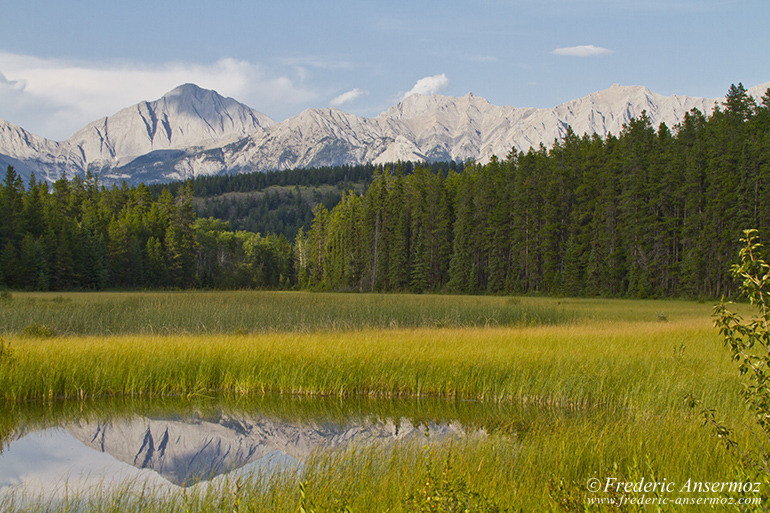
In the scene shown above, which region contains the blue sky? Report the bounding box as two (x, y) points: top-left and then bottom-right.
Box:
(1, 0), (768, 140)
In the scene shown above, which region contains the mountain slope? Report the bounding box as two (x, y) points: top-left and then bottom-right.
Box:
(69, 83), (274, 172)
(0, 119), (84, 182)
(149, 84), (725, 180)
(0, 84), (274, 183)
(378, 85), (723, 162)
(1, 81), (768, 185)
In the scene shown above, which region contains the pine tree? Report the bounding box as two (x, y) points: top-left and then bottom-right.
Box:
(387, 168), (409, 290)
(447, 168), (478, 292)
(1, 166), (24, 252)
(166, 184), (197, 288)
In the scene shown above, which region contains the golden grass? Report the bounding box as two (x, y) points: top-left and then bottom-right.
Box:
(0, 316), (740, 415)
(0, 294), (760, 511)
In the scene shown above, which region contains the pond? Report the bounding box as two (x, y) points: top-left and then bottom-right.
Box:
(0, 396), (541, 504)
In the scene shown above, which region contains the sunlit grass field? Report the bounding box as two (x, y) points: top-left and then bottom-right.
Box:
(0, 291), (760, 511)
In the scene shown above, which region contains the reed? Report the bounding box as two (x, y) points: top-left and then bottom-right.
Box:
(0, 425), (746, 512)
(0, 319), (737, 412)
(0, 291), (581, 336)
(0, 293), (756, 511)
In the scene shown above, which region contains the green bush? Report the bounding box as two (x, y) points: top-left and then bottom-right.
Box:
(704, 229), (770, 479)
(403, 456), (510, 512)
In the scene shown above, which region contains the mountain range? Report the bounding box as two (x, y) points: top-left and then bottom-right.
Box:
(1, 81), (768, 186)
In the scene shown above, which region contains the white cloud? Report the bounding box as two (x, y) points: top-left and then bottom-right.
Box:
(401, 73), (449, 99)
(330, 88), (368, 107)
(551, 45), (613, 57)
(0, 53), (319, 140)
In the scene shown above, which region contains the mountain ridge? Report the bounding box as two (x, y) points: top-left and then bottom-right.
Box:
(1, 81), (767, 185)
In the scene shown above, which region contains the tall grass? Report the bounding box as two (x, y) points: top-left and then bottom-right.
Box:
(0, 424), (745, 512)
(0, 317), (742, 416)
(0, 291), (583, 336)
(0, 394), (561, 454)
(0, 294), (757, 511)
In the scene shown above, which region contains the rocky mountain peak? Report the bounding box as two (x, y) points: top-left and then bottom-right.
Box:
(163, 83), (208, 98)
(1, 80), (768, 185)
(63, 84), (275, 171)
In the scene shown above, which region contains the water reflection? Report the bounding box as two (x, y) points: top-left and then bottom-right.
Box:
(64, 412), (468, 486)
(0, 396), (536, 498)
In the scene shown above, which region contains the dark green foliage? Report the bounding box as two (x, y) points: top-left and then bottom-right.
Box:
(188, 161), (463, 241)
(688, 230), (770, 487)
(149, 161), (464, 198)
(19, 323), (55, 338)
(0, 167), (296, 291)
(302, 84), (770, 298)
(404, 456), (509, 512)
(2, 83), (768, 297)
(194, 186), (330, 241)
(300, 166), (456, 292)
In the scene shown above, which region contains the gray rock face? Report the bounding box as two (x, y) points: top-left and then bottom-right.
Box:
(1, 82), (768, 185)
(0, 84), (273, 184)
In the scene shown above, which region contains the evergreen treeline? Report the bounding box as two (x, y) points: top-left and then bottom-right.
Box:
(151, 161), (465, 198)
(177, 162), (465, 240)
(0, 174), (293, 290)
(3, 84), (768, 297)
(0, 161), (463, 291)
(194, 186), (345, 241)
(299, 84), (770, 298)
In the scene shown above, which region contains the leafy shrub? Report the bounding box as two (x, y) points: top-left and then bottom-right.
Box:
(696, 229), (770, 479)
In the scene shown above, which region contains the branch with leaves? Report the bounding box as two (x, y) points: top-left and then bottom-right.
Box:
(706, 229), (770, 477)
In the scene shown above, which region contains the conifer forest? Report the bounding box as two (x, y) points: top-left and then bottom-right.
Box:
(1, 84), (768, 298)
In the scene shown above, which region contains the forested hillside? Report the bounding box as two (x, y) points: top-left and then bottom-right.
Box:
(299, 84), (770, 298)
(0, 162), (460, 290)
(1, 84), (767, 297)
(0, 170), (295, 290)
(182, 162), (463, 239)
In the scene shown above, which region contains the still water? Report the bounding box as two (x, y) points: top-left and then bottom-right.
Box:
(0, 396), (529, 501)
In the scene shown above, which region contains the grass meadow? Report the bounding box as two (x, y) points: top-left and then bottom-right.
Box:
(0, 291), (761, 511)
(0, 291), (580, 336)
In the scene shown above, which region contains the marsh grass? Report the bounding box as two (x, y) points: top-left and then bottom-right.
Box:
(0, 293), (759, 511)
(0, 319), (739, 410)
(0, 423), (745, 512)
(0, 394), (562, 455)
(0, 291), (585, 337)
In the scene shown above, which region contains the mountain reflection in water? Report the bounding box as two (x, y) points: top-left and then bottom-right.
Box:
(65, 414), (471, 486)
(0, 396), (521, 497)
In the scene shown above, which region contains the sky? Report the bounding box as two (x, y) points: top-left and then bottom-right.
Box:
(1, 0), (768, 141)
